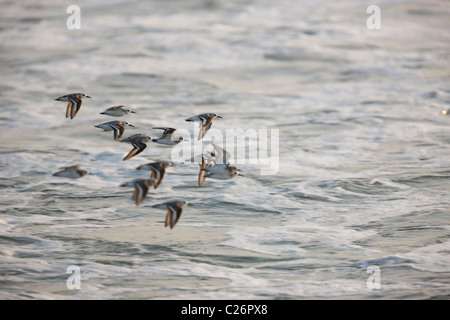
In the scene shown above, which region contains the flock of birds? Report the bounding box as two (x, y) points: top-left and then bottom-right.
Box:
(51, 93), (242, 229)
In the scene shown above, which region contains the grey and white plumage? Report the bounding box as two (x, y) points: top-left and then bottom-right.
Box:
(185, 113), (222, 140)
(52, 165), (89, 179)
(94, 120), (135, 141)
(151, 200), (189, 229)
(120, 134), (153, 161)
(55, 93), (91, 119)
(100, 105), (136, 117)
(198, 159), (240, 186)
(197, 142), (242, 187)
(120, 178), (155, 206)
(152, 127), (187, 145)
(136, 161), (173, 189)
(204, 163), (241, 179)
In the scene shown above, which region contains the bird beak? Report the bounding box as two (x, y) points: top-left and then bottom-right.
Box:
(129, 124), (135, 127)
(86, 95), (91, 98)
(217, 115), (223, 118)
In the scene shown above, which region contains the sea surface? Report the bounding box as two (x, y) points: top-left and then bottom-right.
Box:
(0, 0), (449, 299)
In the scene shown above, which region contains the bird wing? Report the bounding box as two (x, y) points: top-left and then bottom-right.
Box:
(110, 122), (125, 141)
(153, 127), (177, 137)
(123, 137), (147, 160)
(198, 118), (213, 140)
(133, 180), (149, 206)
(165, 202), (183, 229)
(123, 144), (145, 161)
(68, 95), (82, 119)
(150, 163), (166, 189)
(198, 157), (211, 187)
(65, 100), (73, 119)
(210, 142), (230, 164)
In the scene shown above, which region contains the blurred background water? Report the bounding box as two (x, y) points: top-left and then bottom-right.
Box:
(0, 0), (449, 299)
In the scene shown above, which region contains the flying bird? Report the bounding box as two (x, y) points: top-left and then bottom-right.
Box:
(151, 200), (189, 229)
(136, 161), (173, 189)
(55, 93), (91, 119)
(100, 105), (136, 117)
(197, 142), (242, 186)
(152, 127), (187, 145)
(120, 134), (153, 161)
(198, 159), (241, 186)
(94, 120), (135, 141)
(120, 179), (155, 206)
(185, 113), (222, 140)
(52, 165), (89, 179)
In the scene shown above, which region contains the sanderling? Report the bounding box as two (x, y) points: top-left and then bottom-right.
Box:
(100, 105), (136, 117)
(55, 93), (91, 119)
(185, 113), (222, 140)
(120, 179), (155, 206)
(152, 127), (187, 145)
(151, 200), (189, 229)
(136, 161), (173, 189)
(52, 165), (89, 179)
(197, 142), (241, 186)
(198, 159), (241, 186)
(94, 120), (135, 141)
(120, 134), (153, 161)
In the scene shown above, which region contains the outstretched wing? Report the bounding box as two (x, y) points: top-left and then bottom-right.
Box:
(165, 202), (183, 229)
(198, 157), (211, 187)
(123, 137), (147, 161)
(150, 163), (166, 189)
(132, 180), (149, 206)
(153, 127), (177, 137)
(65, 100), (73, 119)
(68, 95), (82, 119)
(123, 144), (146, 161)
(198, 118), (213, 140)
(210, 142), (230, 165)
(110, 122), (125, 141)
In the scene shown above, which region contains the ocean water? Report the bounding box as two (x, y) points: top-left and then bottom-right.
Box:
(0, 0), (450, 299)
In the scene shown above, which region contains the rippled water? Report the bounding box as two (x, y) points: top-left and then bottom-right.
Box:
(1, 0), (450, 299)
